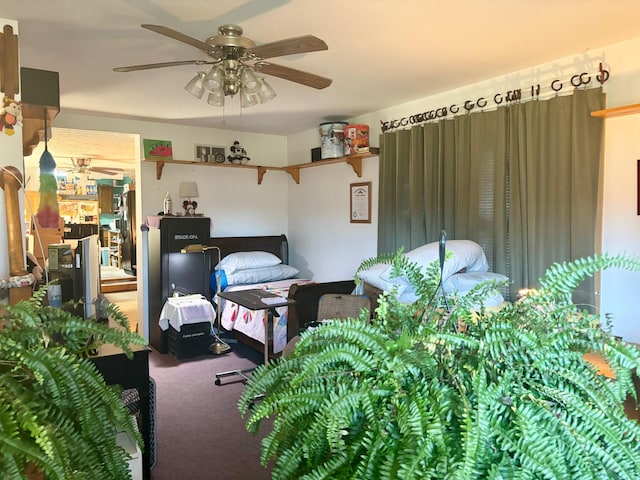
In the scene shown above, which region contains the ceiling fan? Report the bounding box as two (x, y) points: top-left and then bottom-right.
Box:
(113, 24), (332, 103)
(59, 157), (125, 177)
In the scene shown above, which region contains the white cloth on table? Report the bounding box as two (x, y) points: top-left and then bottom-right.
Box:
(159, 294), (215, 331)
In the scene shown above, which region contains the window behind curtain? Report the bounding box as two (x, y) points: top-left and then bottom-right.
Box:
(378, 88), (605, 303)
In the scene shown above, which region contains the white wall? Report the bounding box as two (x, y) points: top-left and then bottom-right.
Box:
(600, 114), (640, 342)
(288, 37), (640, 343)
(287, 158), (378, 281)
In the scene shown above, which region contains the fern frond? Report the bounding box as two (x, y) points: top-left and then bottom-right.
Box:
(241, 253), (640, 479)
(0, 293), (146, 479)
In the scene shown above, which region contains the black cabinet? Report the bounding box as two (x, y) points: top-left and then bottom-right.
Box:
(121, 191), (136, 276)
(91, 345), (151, 480)
(98, 185), (114, 213)
(147, 217), (211, 353)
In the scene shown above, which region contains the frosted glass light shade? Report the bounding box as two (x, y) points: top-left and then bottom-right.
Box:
(207, 90), (225, 106)
(240, 67), (260, 94)
(184, 72), (206, 99)
(257, 78), (277, 103)
(204, 67), (225, 92)
(240, 87), (259, 108)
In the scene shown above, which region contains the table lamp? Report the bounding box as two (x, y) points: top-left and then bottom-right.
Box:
(180, 243), (230, 355)
(179, 181), (199, 215)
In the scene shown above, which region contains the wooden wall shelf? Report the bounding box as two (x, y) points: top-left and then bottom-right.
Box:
(22, 104), (59, 157)
(283, 149), (380, 184)
(591, 103), (640, 118)
(144, 158), (278, 184)
(144, 147), (380, 185)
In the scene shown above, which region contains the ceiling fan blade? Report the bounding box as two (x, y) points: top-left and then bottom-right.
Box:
(142, 24), (213, 52)
(251, 35), (328, 59)
(92, 167), (123, 176)
(260, 63), (332, 89)
(114, 60), (206, 72)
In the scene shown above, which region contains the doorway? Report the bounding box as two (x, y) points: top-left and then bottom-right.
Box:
(24, 128), (139, 293)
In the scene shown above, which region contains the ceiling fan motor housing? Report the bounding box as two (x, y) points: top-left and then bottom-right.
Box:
(206, 24), (256, 50)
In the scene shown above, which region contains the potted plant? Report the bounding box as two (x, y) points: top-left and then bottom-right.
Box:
(0, 287), (147, 479)
(239, 252), (640, 479)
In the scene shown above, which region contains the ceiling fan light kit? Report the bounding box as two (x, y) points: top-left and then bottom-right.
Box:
(185, 57), (276, 108)
(115, 23), (332, 108)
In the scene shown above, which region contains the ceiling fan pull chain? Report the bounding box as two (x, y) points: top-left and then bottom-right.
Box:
(43, 107), (49, 152)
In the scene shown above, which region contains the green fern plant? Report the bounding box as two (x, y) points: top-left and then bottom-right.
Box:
(0, 287), (148, 479)
(239, 252), (640, 479)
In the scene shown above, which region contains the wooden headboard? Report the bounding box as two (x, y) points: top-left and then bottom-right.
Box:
(208, 234), (289, 264)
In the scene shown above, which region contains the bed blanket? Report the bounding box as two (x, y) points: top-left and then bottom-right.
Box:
(220, 279), (311, 353)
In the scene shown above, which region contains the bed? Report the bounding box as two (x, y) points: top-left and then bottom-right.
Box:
(210, 235), (355, 358)
(356, 239), (509, 311)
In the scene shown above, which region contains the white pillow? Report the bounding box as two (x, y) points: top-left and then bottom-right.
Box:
(216, 251), (282, 274)
(380, 240), (489, 284)
(443, 272), (508, 293)
(225, 264), (299, 286)
(356, 263), (407, 295)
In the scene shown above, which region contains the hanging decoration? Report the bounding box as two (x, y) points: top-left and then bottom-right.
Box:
(36, 110), (60, 228)
(0, 95), (23, 136)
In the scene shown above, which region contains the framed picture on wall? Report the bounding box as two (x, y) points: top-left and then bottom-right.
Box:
(350, 181), (371, 223)
(195, 144), (226, 163)
(143, 139), (173, 160)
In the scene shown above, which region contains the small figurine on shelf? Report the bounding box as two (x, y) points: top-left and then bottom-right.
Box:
(227, 140), (250, 165)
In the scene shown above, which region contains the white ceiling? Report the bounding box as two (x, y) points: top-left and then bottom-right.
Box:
(7, 0), (640, 175)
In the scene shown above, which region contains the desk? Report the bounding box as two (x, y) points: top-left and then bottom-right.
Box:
(91, 343), (152, 480)
(215, 289), (294, 385)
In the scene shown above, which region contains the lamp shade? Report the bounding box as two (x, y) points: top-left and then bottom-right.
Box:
(179, 181), (199, 198)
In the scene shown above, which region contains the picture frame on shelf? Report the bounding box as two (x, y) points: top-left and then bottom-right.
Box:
(143, 139), (173, 160)
(195, 144), (226, 163)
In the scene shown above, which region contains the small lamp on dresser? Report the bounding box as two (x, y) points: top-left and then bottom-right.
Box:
(179, 181), (199, 215)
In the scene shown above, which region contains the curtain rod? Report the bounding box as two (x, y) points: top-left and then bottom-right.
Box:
(381, 63), (610, 133)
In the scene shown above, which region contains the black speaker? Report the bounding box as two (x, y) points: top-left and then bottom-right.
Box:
(311, 147), (321, 162)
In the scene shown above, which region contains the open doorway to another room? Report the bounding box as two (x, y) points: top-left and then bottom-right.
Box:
(24, 128), (139, 294)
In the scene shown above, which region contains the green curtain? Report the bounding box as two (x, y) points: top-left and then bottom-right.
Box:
(378, 88), (605, 302)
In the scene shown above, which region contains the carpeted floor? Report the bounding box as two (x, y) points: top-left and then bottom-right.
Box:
(149, 341), (273, 479)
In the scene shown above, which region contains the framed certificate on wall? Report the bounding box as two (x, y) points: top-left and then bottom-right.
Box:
(350, 182), (371, 224)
